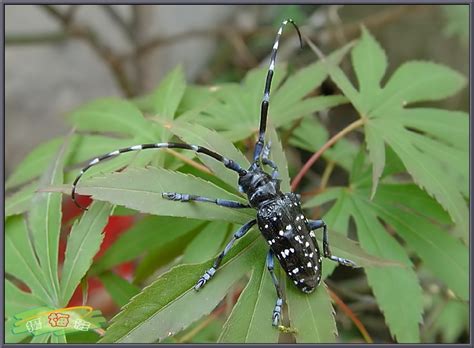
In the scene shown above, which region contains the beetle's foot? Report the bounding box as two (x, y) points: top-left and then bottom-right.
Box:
(162, 192), (190, 202)
(330, 255), (358, 268)
(272, 298), (283, 326)
(194, 267), (216, 291)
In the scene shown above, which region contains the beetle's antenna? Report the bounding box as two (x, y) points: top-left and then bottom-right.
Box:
(251, 19), (303, 167)
(71, 142), (247, 210)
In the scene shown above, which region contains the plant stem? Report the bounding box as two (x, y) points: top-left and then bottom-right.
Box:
(328, 288), (373, 343)
(291, 118), (364, 191)
(165, 149), (213, 175)
(320, 160), (335, 191)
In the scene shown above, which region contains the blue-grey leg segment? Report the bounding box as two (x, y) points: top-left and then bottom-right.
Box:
(309, 219), (357, 268)
(266, 249), (283, 326)
(162, 192), (250, 208)
(262, 159), (279, 180)
(194, 219), (257, 290)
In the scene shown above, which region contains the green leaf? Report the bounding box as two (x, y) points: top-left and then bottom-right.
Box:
(374, 61), (467, 114)
(164, 120), (250, 188)
(5, 216), (54, 305)
(359, 192), (468, 301)
(133, 227), (200, 284)
(365, 123), (385, 198)
(75, 167), (253, 224)
(182, 222), (230, 264)
(289, 116), (358, 172)
(218, 261), (279, 343)
(351, 26), (387, 111)
(99, 271), (140, 307)
(31, 334), (52, 343)
(151, 66), (187, 120)
(6, 137), (63, 189)
(442, 5), (469, 44)
(6, 134), (134, 197)
(50, 334), (67, 343)
(27, 134), (69, 306)
(5, 181), (38, 217)
(271, 95), (349, 127)
(268, 127), (290, 192)
(92, 216), (203, 274)
(100, 233), (264, 343)
(316, 28), (468, 243)
(432, 298), (468, 342)
(377, 117), (468, 241)
(59, 201), (113, 305)
(5, 279), (44, 318)
(315, 229), (403, 269)
(286, 283), (336, 343)
(349, 198), (423, 343)
(69, 98), (156, 141)
(272, 43), (351, 112)
(193, 43), (353, 142)
(303, 187), (344, 208)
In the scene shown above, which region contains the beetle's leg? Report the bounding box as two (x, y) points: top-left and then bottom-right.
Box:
(162, 192), (250, 208)
(308, 220), (357, 268)
(195, 219), (256, 290)
(266, 249), (283, 326)
(262, 159), (279, 180)
(261, 141), (280, 179)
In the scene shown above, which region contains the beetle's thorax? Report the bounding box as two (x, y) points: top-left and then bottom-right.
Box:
(238, 168), (282, 208)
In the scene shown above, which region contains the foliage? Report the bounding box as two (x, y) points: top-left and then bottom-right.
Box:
(5, 26), (468, 344)
(441, 5), (469, 45)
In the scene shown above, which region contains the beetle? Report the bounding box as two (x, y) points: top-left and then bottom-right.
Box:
(71, 19), (356, 327)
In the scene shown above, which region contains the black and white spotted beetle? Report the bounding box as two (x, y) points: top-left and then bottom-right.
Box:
(72, 19), (356, 327)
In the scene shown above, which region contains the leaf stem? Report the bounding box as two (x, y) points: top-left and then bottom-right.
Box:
(291, 118), (364, 191)
(165, 149), (213, 175)
(328, 288), (373, 343)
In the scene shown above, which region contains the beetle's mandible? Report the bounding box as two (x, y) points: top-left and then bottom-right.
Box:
(71, 19), (357, 328)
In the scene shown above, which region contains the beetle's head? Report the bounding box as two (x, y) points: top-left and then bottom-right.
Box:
(238, 170), (281, 207)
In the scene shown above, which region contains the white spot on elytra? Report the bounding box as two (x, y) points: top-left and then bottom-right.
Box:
(310, 231), (315, 237)
(305, 242), (310, 247)
(295, 236), (300, 241)
(307, 262), (312, 267)
(265, 224), (269, 229)
(296, 216), (300, 221)
(297, 226), (302, 230)
(284, 249), (290, 256)
(279, 230), (284, 236)
(289, 248), (294, 253)
(309, 252), (313, 258)
(293, 280), (298, 285)
(273, 217), (277, 221)
(292, 268), (299, 274)
(286, 225), (291, 231)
